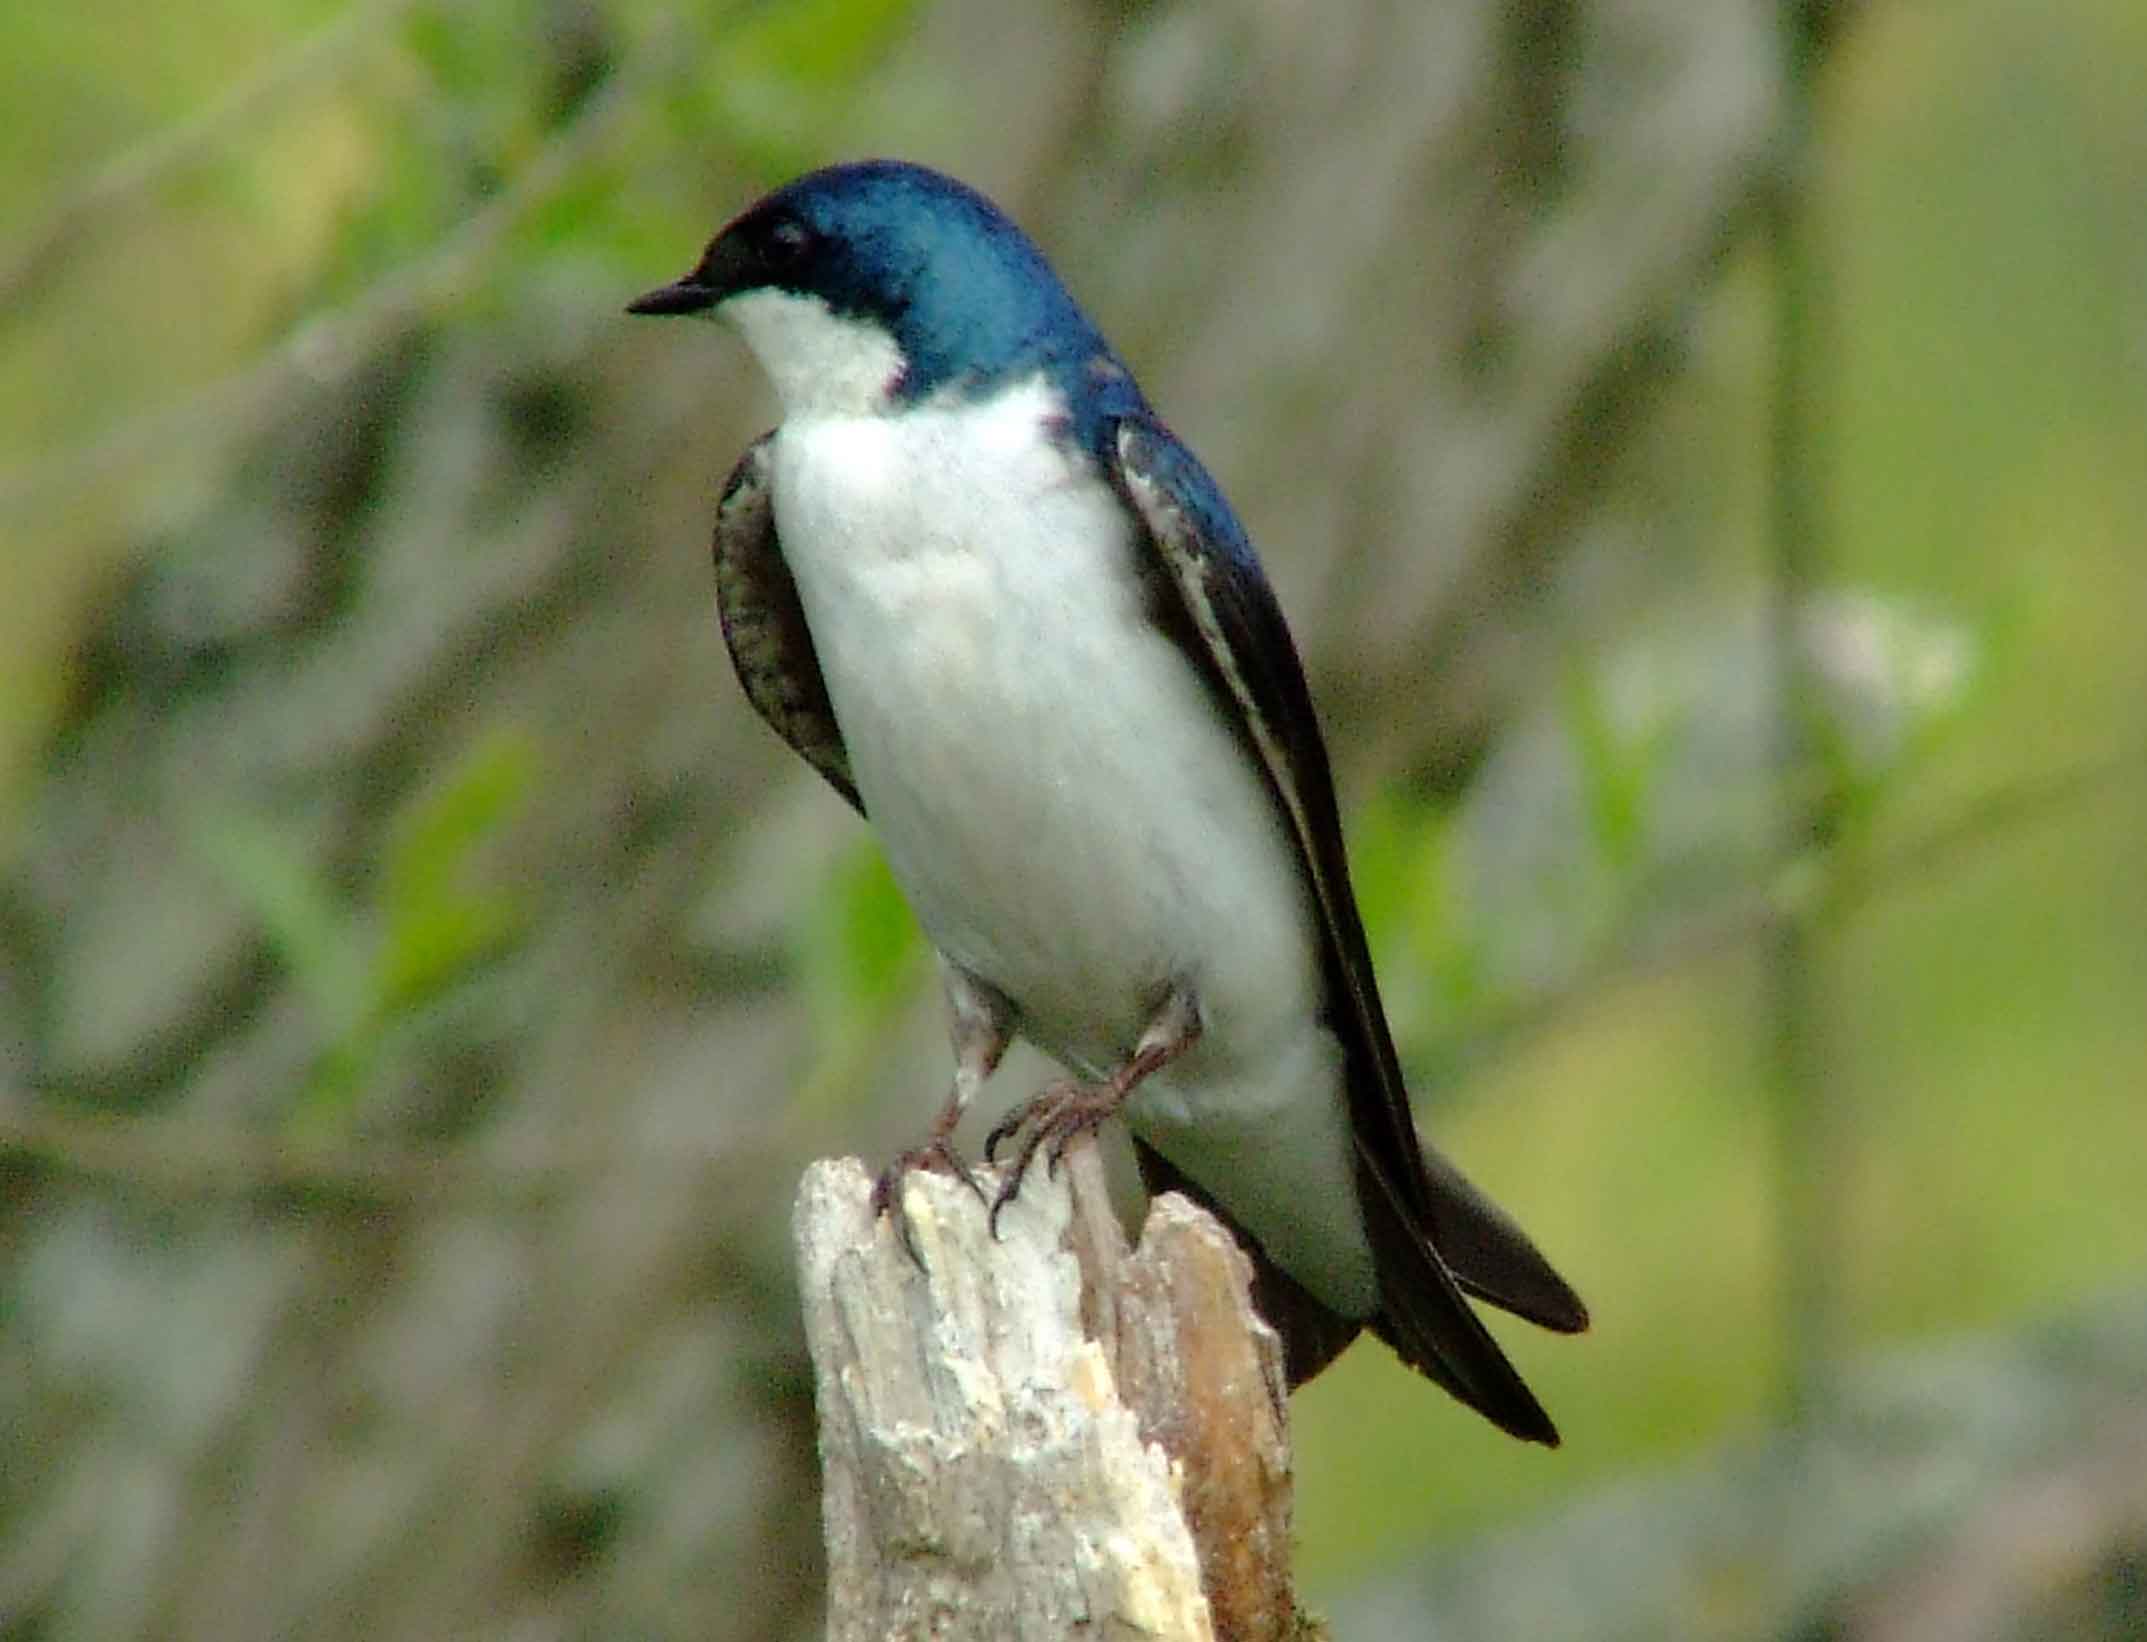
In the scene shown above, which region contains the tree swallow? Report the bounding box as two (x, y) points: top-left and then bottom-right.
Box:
(629, 160), (1587, 1443)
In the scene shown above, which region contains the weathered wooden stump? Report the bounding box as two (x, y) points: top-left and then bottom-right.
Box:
(794, 1149), (1312, 1641)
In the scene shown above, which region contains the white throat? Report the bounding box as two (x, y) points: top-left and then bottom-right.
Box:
(720, 288), (906, 418)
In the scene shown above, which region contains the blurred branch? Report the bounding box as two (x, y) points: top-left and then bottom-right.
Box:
(1457, 744), (2147, 1071)
(796, 1151), (1304, 1642)
(7, 751), (2135, 1211)
(1764, 0), (1840, 1420)
(1335, 1293), (2147, 1639)
(1834, 1412), (2147, 1642)
(0, 0), (422, 314)
(0, 20), (663, 522)
(0, 1088), (791, 1212)
(1842, 748), (2145, 897)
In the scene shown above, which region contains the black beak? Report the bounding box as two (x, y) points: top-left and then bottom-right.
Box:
(625, 276), (717, 317)
(627, 223), (767, 318)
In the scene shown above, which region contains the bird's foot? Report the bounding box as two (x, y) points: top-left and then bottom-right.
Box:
(979, 986), (1205, 1238)
(871, 1132), (986, 1267)
(981, 1077), (1124, 1237)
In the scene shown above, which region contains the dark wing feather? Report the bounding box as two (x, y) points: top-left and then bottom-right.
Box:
(1110, 416), (1584, 1445)
(712, 434), (862, 816)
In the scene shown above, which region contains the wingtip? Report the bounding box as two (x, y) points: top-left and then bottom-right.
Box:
(1454, 1271), (1590, 1336)
(1419, 1146), (1593, 1336)
(1359, 1150), (1573, 1448)
(1527, 1285), (1592, 1336)
(1475, 1367), (1562, 1448)
(1514, 1405), (1563, 1449)
(1370, 1293), (1568, 1448)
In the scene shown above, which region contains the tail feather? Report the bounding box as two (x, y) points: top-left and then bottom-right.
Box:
(1420, 1146), (1590, 1334)
(1357, 1143), (1561, 1446)
(1131, 1136), (1573, 1446)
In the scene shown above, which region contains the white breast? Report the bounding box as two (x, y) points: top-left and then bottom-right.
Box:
(769, 376), (1377, 1312)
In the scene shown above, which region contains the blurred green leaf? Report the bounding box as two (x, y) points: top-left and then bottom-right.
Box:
(1351, 783), (1486, 1045)
(372, 728), (535, 1017)
(1563, 661), (1659, 878)
(1406, 806), (1486, 1021)
(1348, 783), (1415, 957)
(1797, 589), (1982, 848)
(788, 835), (925, 1117)
(796, 837), (920, 1035)
(371, 894), (523, 1022)
(193, 733), (535, 1133)
(701, 0), (919, 176)
(380, 729), (536, 930)
(516, 163), (636, 253)
(189, 802), (377, 1133)
(188, 804), (366, 1040)
(716, 0), (915, 88)
(403, 1), (504, 103)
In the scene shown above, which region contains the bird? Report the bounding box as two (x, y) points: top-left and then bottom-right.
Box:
(628, 159), (1587, 1444)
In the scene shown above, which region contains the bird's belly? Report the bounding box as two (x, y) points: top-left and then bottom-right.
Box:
(820, 520), (1309, 1055)
(773, 402), (1377, 1311)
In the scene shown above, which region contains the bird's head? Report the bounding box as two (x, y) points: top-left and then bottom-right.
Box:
(627, 160), (1110, 419)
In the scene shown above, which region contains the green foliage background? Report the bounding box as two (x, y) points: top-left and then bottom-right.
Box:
(3, 0), (2143, 1635)
(1297, 2), (2147, 1565)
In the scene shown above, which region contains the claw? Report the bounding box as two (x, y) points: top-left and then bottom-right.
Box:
(980, 1108), (1021, 1165)
(870, 1133), (983, 1269)
(980, 1076), (1125, 1236)
(954, 986), (1206, 1244)
(988, 1170), (1024, 1240)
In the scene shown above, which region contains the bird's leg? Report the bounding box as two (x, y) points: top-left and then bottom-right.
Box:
(872, 960), (1016, 1264)
(983, 984), (1203, 1236)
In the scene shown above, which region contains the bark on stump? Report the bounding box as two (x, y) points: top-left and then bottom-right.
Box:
(793, 1150), (1311, 1641)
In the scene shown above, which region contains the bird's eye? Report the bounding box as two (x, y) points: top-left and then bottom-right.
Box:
(765, 217), (814, 265)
